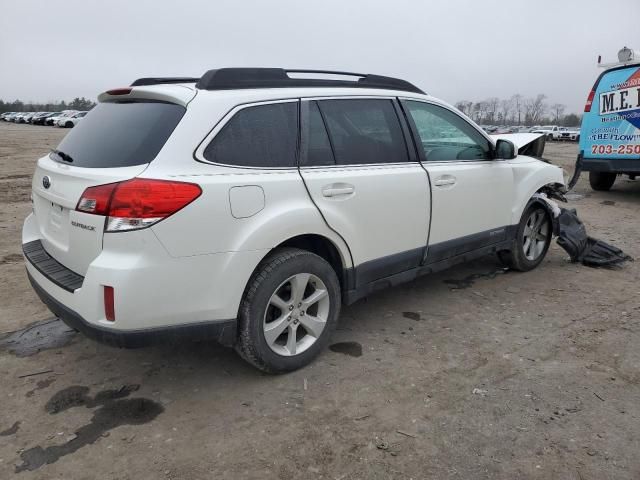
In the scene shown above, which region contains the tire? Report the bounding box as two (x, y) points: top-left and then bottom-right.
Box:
(236, 248), (341, 373)
(547, 133), (553, 140)
(498, 204), (552, 272)
(589, 171), (616, 191)
(65, 122), (73, 128)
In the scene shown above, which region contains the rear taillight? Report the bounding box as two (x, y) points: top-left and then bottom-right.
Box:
(76, 179), (201, 232)
(584, 89), (596, 112)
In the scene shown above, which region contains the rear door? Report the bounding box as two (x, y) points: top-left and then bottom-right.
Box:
(31, 100), (185, 275)
(299, 98), (430, 287)
(400, 100), (514, 263)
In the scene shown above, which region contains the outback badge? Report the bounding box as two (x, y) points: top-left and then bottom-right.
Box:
(42, 176), (51, 189)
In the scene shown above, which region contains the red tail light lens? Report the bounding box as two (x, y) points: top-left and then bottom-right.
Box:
(584, 89), (596, 112)
(76, 179), (201, 232)
(104, 286), (115, 321)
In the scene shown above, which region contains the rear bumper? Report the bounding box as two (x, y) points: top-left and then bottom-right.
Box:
(27, 270), (237, 348)
(581, 157), (640, 173)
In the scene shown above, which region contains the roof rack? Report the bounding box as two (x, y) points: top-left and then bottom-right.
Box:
(130, 77), (199, 87)
(194, 68), (425, 94)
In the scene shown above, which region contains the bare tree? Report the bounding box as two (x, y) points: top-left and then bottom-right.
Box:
(485, 97), (500, 124)
(550, 103), (565, 123)
(511, 94), (524, 125)
(500, 98), (514, 125)
(524, 94), (547, 125)
(454, 100), (473, 117)
(473, 101), (488, 123)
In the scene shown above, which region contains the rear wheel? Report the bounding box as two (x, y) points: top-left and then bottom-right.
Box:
(499, 204), (552, 272)
(589, 171), (616, 191)
(65, 121), (73, 128)
(236, 248), (341, 373)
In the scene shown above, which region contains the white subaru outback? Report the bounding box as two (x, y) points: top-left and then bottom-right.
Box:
(23, 68), (564, 372)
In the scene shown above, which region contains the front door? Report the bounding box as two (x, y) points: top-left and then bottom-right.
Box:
(401, 99), (514, 263)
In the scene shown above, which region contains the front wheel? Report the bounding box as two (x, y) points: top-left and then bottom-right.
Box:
(499, 204), (552, 272)
(589, 171), (616, 191)
(236, 248), (341, 373)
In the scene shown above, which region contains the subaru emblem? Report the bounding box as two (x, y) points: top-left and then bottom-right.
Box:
(42, 176), (51, 189)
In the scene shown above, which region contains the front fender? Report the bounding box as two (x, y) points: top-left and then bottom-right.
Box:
(509, 157), (565, 225)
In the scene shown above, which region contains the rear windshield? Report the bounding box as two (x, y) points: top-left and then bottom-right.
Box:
(51, 101), (185, 168)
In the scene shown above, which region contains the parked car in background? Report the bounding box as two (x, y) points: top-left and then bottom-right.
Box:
(56, 111), (87, 128)
(532, 125), (561, 139)
(1, 112), (16, 121)
(23, 68), (564, 372)
(31, 112), (54, 125)
(45, 111), (75, 126)
(556, 127), (579, 142)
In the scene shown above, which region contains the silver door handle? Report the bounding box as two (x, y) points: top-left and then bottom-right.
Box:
(434, 177), (456, 187)
(322, 184), (355, 197)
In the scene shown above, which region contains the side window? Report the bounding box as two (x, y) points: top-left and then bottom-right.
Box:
(300, 101), (335, 166)
(404, 101), (491, 161)
(317, 99), (409, 165)
(203, 102), (298, 167)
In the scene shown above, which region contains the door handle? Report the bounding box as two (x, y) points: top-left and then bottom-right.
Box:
(322, 184), (355, 197)
(434, 176), (456, 187)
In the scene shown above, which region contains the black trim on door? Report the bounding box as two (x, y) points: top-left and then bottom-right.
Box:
(343, 225), (518, 304)
(425, 226), (513, 264)
(354, 247), (424, 288)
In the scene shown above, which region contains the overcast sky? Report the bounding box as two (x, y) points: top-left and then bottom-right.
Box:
(1, 0), (638, 113)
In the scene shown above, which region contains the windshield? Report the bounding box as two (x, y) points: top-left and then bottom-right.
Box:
(52, 101), (185, 168)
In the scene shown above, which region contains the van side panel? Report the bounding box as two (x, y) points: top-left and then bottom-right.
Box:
(580, 65), (640, 171)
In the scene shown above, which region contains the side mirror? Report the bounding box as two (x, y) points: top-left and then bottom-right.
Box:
(494, 139), (516, 159)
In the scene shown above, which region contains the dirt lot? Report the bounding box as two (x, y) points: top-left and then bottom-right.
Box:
(1, 122), (639, 479)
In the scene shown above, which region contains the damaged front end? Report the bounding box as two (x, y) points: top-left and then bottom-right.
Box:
(532, 186), (632, 268)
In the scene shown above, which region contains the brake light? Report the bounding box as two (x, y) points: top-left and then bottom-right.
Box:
(106, 88), (132, 96)
(76, 179), (201, 232)
(584, 89), (596, 112)
(104, 286), (115, 321)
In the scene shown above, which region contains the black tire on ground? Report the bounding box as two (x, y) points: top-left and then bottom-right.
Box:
(65, 122), (73, 128)
(235, 248), (341, 373)
(547, 133), (554, 140)
(498, 203), (552, 272)
(589, 171), (616, 191)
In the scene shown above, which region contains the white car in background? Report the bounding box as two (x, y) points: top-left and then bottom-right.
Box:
(48, 110), (77, 126)
(23, 68), (565, 372)
(56, 111), (87, 128)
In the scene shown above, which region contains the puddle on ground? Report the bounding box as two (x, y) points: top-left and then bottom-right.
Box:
(444, 268), (509, 290)
(330, 341), (362, 357)
(601, 200), (616, 206)
(0, 318), (76, 357)
(45, 385), (140, 414)
(16, 384), (162, 473)
(402, 311), (421, 321)
(0, 421), (20, 436)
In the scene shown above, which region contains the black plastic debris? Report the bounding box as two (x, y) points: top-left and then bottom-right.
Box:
(556, 208), (632, 267)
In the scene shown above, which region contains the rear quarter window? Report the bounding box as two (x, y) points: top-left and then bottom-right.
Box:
(52, 101), (185, 168)
(203, 102), (299, 168)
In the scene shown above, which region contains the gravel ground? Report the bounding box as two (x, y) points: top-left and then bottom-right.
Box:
(0, 122), (639, 479)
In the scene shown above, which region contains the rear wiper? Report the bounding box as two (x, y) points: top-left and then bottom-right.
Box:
(50, 149), (74, 163)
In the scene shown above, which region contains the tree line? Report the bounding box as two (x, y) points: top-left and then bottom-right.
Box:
(0, 97), (96, 113)
(454, 94), (581, 127)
